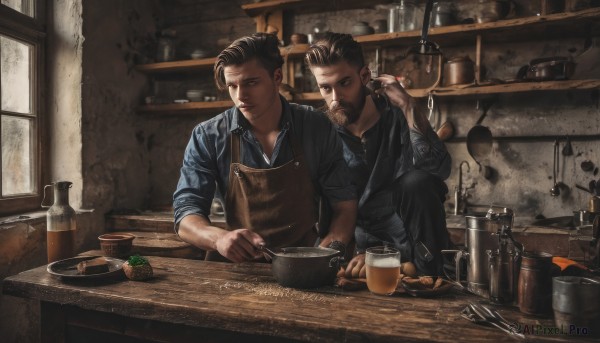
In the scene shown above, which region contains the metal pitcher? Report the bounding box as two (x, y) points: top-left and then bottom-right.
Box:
(443, 206), (522, 299)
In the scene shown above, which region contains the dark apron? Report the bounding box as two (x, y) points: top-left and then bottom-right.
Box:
(205, 130), (319, 261)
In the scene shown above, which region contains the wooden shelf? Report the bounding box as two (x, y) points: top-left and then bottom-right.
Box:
(280, 44), (310, 58)
(241, 0), (393, 17)
(409, 79), (600, 98)
(136, 100), (233, 116)
(135, 45), (309, 75)
(356, 7), (600, 48)
(135, 57), (217, 74)
(135, 79), (599, 116)
(292, 80), (600, 101)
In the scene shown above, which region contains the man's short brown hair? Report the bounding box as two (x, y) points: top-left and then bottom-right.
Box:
(214, 33), (284, 91)
(305, 32), (365, 70)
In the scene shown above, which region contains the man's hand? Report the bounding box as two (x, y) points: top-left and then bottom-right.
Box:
(374, 74), (414, 112)
(344, 253), (366, 279)
(374, 74), (430, 134)
(215, 229), (266, 263)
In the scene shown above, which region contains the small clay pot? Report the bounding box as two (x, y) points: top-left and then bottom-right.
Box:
(98, 233), (135, 257)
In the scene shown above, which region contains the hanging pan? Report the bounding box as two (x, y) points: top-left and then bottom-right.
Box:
(466, 100), (494, 179)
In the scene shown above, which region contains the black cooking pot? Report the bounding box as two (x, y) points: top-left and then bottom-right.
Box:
(266, 247), (343, 289)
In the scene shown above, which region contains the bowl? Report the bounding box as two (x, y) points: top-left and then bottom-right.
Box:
(98, 233), (135, 257)
(351, 22), (375, 36)
(186, 89), (205, 102)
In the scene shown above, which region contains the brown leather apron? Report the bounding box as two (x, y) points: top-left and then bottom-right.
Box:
(205, 130), (318, 261)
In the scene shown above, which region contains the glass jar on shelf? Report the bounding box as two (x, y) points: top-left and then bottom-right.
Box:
(156, 29), (176, 62)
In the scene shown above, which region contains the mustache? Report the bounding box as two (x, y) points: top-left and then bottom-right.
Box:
(326, 100), (359, 126)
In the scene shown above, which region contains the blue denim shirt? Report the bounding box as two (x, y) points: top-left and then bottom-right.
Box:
(173, 96), (356, 229)
(336, 93), (451, 228)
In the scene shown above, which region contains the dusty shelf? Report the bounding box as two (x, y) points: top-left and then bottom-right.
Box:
(423, 79), (600, 98)
(356, 7), (600, 48)
(135, 57), (217, 74)
(292, 80), (600, 101)
(135, 80), (599, 116)
(136, 100), (234, 116)
(135, 45), (310, 74)
(241, 0), (393, 17)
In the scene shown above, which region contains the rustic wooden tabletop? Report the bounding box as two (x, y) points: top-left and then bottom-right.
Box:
(3, 257), (598, 342)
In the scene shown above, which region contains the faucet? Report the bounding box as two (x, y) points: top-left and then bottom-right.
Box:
(454, 161), (470, 215)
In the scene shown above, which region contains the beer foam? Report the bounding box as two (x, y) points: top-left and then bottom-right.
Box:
(369, 257), (400, 268)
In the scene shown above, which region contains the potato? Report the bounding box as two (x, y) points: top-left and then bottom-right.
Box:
(359, 264), (366, 278)
(419, 276), (434, 287)
(402, 277), (428, 290)
(401, 262), (417, 278)
(433, 277), (444, 289)
(351, 263), (362, 278)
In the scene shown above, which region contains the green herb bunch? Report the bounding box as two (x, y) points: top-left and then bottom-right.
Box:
(127, 254), (149, 266)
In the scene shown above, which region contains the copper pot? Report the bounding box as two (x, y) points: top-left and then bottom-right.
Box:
(519, 56), (576, 81)
(443, 56), (475, 86)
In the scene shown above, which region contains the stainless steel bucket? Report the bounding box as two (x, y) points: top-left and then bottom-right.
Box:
(553, 276), (600, 335)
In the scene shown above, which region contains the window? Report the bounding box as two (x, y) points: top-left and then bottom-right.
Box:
(0, 0), (45, 215)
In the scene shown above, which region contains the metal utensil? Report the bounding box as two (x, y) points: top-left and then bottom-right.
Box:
(476, 304), (525, 339)
(550, 140), (561, 196)
(468, 303), (525, 339)
(257, 244), (277, 258)
(466, 100), (494, 179)
(576, 184), (593, 194)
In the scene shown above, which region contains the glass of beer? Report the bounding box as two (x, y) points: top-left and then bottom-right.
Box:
(365, 246), (401, 296)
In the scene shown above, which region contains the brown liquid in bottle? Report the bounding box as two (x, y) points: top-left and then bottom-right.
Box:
(47, 230), (76, 263)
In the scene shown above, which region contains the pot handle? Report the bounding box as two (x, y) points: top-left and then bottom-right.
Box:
(257, 245), (276, 258)
(329, 256), (345, 269)
(441, 249), (467, 289)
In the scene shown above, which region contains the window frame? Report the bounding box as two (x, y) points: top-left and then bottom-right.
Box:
(0, 2), (47, 216)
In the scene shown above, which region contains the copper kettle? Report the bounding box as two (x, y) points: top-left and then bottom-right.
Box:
(443, 56), (475, 86)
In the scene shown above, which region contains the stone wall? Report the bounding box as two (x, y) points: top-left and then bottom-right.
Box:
(145, 0), (600, 220)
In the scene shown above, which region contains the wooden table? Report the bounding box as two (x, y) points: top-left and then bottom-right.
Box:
(2, 257), (598, 342)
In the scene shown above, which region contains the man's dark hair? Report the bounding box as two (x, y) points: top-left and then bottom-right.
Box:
(304, 32), (365, 69)
(214, 32), (284, 91)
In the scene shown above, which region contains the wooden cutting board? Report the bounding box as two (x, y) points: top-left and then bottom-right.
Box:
(85, 231), (204, 259)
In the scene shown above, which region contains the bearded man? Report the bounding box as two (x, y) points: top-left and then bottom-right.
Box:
(306, 32), (452, 276)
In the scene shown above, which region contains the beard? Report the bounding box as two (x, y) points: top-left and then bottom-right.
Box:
(326, 87), (367, 127)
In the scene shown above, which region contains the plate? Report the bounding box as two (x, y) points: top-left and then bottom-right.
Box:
(47, 256), (125, 280)
(401, 278), (455, 298)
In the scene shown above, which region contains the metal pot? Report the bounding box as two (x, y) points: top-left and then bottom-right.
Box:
(443, 56), (475, 86)
(267, 247), (343, 289)
(519, 57), (576, 81)
(475, 0), (514, 23)
(553, 276), (600, 333)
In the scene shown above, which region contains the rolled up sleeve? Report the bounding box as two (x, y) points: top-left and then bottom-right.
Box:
(173, 125), (217, 230)
(409, 127), (451, 181)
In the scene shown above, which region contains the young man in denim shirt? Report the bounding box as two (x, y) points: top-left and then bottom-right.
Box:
(173, 33), (357, 262)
